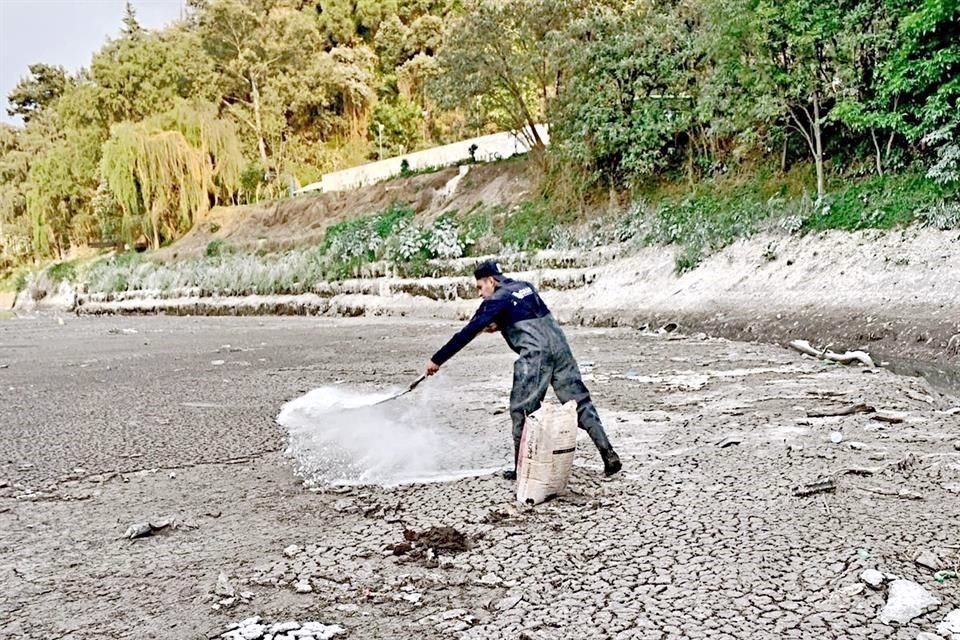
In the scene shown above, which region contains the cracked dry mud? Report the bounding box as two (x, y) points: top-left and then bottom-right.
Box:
(1, 316), (958, 639)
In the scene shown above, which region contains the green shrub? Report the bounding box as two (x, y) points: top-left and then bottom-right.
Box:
(206, 238), (226, 257)
(46, 260), (78, 283)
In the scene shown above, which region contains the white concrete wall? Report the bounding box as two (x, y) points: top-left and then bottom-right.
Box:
(296, 124), (548, 195)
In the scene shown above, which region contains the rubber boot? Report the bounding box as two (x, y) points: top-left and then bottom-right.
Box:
(600, 448), (622, 476)
(503, 436), (521, 480)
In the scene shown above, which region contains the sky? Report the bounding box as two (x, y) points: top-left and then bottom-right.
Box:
(0, 0), (185, 126)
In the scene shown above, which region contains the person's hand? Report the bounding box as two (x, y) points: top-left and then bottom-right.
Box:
(426, 360), (440, 376)
(483, 322), (499, 333)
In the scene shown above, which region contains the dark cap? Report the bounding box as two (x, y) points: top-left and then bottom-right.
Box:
(473, 260), (503, 279)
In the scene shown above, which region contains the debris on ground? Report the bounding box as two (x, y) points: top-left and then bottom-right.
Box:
(807, 403), (876, 418)
(793, 478), (836, 497)
(872, 411), (907, 424)
(789, 339), (875, 368)
(879, 579), (941, 625)
(386, 526), (472, 560)
(123, 519), (197, 540)
(715, 435), (742, 448)
(217, 617), (345, 640)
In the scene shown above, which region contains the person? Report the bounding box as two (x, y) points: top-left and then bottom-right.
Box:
(426, 260), (622, 478)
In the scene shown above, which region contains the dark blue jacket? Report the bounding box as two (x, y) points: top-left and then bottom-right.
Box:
(431, 277), (552, 365)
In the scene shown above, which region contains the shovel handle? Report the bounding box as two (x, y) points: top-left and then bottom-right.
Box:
(408, 375), (426, 391)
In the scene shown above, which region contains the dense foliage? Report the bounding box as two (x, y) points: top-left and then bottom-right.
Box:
(1, 0), (958, 273)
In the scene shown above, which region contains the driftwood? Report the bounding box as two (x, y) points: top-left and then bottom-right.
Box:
(794, 478), (837, 497)
(807, 403), (876, 418)
(789, 340), (875, 368)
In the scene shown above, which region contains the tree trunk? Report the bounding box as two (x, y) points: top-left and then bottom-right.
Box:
(781, 134), (789, 173)
(249, 74), (269, 167)
(812, 92), (825, 199)
(870, 129), (884, 176)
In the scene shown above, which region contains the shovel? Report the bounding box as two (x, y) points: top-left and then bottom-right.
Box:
(372, 375), (426, 406)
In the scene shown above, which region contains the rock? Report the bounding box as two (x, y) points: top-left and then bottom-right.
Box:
(916, 550), (941, 572)
(839, 583), (865, 596)
(479, 573), (502, 586)
(401, 593), (422, 603)
(938, 610), (960, 638)
(916, 633), (945, 640)
(241, 624), (265, 640)
(861, 569), (886, 589)
(830, 431), (844, 444)
(215, 572), (236, 598)
(294, 580), (313, 594)
(301, 622), (345, 639)
(269, 622), (300, 634)
(284, 544), (302, 558)
(953, 441), (960, 452)
(848, 441), (868, 450)
(879, 579), (941, 625)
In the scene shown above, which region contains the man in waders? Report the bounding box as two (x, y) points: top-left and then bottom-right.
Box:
(426, 260), (622, 479)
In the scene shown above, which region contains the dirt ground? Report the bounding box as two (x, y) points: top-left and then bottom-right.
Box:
(1, 315), (959, 639)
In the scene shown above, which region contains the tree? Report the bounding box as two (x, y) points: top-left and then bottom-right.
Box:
(100, 101), (244, 249)
(92, 24), (217, 124)
(880, 0), (960, 183)
(433, 0), (581, 153)
(752, 0), (850, 198)
(199, 0), (325, 167)
(6, 64), (71, 123)
(831, 0), (911, 176)
(549, 1), (702, 188)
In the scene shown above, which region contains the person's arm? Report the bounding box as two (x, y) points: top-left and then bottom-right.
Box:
(427, 296), (509, 373)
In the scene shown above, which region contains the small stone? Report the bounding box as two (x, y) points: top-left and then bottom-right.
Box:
(479, 573), (502, 586)
(830, 431), (844, 444)
(301, 623), (345, 639)
(880, 579), (941, 625)
(848, 441), (868, 450)
(284, 545), (302, 558)
(402, 593), (422, 603)
(953, 441), (960, 452)
(938, 609), (960, 637)
(916, 633), (945, 640)
(237, 617), (261, 628)
(215, 572), (236, 597)
(269, 622), (300, 634)
(861, 569), (885, 589)
(211, 360), (225, 365)
(241, 624), (265, 640)
(916, 550), (941, 572)
(240, 591), (254, 600)
(839, 583), (865, 596)
(294, 580), (313, 594)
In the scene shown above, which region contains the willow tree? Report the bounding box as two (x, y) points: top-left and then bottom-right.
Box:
(101, 101), (244, 249)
